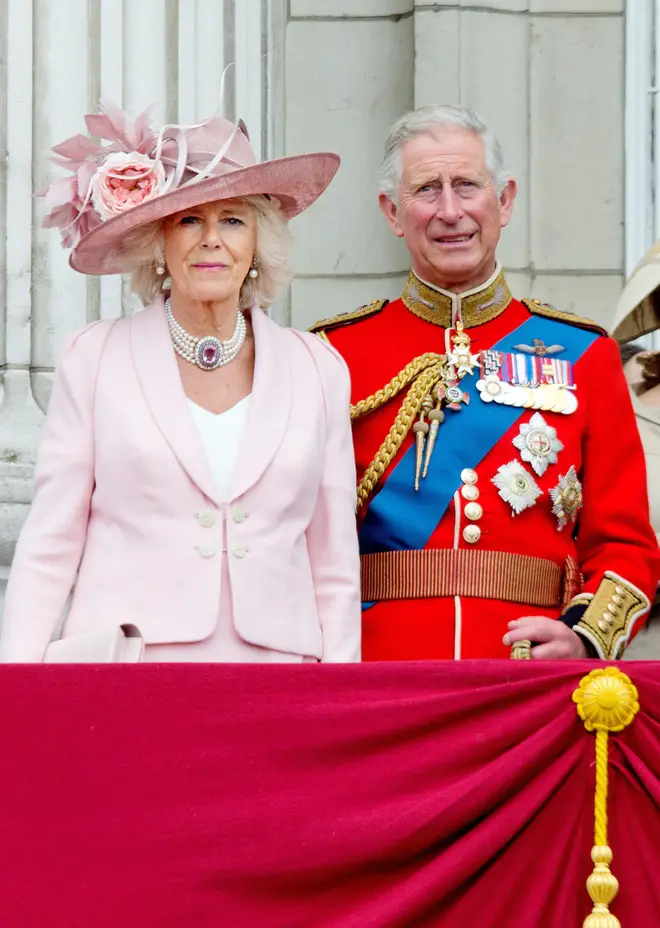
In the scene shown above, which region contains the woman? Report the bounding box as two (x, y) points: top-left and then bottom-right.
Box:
(613, 247), (660, 634)
(0, 101), (361, 663)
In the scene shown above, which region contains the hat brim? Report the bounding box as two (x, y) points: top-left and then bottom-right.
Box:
(612, 246), (660, 344)
(70, 152), (339, 276)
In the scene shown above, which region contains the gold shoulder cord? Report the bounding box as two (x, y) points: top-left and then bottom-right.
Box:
(351, 352), (442, 421)
(356, 355), (446, 513)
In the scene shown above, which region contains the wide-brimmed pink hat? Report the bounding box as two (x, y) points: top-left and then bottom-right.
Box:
(40, 99), (339, 276)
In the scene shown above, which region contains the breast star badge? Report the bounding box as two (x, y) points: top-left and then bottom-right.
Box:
(550, 465), (583, 531)
(512, 413), (564, 477)
(491, 460), (543, 516)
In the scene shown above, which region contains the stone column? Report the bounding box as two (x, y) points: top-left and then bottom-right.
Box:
(286, 2), (415, 328)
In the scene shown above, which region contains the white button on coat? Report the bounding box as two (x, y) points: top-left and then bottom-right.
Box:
(232, 541), (247, 558)
(463, 524), (482, 544)
(461, 468), (478, 486)
(231, 505), (247, 524)
(197, 510), (215, 528)
(197, 543), (216, 558)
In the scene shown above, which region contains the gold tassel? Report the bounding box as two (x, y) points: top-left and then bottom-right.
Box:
(573, 667), (640, 927)
(422, 404), (445, 479)
(412, 397), (433, 491)
(412, 421), (429, 491)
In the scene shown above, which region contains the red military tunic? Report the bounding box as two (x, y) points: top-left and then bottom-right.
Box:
(312, 268), (660, 660)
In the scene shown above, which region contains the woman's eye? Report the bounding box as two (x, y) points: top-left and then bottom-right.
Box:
(179, 215), (200, 225)
(224, 216), (244, 226)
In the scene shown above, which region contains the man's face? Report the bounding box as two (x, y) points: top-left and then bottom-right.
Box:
(379, 128), (517, 293)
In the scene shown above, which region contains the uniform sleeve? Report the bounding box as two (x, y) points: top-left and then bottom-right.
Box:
(565, 335), (660, 658)
(0, 325), (106, 662)
(303, 336), (362, 662)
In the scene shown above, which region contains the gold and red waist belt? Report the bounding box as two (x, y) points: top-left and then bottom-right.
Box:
(360, 549), (581, 609)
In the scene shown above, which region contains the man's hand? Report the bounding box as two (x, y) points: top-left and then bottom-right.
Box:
(503, 616), (589, 659)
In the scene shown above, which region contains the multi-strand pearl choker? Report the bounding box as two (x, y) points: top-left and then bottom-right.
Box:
(165, 298), (247, 371)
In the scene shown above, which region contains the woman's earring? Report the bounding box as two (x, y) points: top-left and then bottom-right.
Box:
(155, 248), (166, 276)
(248, 261), (258, 279)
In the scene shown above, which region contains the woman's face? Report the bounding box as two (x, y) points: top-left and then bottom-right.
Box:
(162, 198), (257, 305)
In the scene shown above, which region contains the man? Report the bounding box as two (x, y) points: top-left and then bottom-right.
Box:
(311, 104), (660, 661)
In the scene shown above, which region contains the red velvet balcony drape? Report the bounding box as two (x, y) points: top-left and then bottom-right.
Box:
(0, 661), (658, 927)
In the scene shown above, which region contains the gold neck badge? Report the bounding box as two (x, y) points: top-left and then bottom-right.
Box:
(401, 267), (512, 328)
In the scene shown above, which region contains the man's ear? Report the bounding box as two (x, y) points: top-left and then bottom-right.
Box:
(378, 192), (405, 238)
(498, 178), (517, 229)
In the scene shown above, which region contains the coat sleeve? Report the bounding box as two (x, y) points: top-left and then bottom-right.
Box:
(563, 335), (660, 658)
(0, 322), (112, 662)
(301, 334), (362, 662)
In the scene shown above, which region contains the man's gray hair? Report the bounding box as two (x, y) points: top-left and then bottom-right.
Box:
(378, 104), (510, 202)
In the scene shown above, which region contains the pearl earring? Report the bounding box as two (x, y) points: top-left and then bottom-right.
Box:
(248, 265), (258, 279)
(156, 264), (166, 276)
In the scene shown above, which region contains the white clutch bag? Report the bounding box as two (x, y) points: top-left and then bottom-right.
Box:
(44, 623), (144, 663)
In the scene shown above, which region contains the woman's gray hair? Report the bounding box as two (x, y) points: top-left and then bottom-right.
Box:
(378, 104), (510, 203)
(119, 194), (293, 308)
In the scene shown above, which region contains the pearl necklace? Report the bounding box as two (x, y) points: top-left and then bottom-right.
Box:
(165, 298), (247, 371)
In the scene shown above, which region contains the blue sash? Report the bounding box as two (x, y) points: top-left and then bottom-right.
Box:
(359, 316), (598, 555)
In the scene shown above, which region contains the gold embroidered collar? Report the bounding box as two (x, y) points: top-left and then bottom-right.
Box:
(401, 265), (512, 328)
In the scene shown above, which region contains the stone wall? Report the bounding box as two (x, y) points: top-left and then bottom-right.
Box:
(286, 0), (625, 330)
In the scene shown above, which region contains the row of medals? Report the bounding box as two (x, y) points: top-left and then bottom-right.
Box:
(413, 322), (575, 491)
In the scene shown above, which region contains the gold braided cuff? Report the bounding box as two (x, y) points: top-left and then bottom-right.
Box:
(573, 572), (650, 659)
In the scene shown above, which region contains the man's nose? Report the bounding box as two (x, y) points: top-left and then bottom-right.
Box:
(434, 186), (463, 223)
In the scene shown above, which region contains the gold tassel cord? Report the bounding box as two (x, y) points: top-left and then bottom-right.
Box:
(350, 353), (444, 421)
(356, 363), (445, 513)
(422, 405), (445, 479)
(573, 667), (640, 928)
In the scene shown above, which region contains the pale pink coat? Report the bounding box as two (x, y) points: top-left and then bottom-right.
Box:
(0, 300), (361, 662)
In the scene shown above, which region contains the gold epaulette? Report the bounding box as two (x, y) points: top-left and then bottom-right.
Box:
(522, 298), (608, 337)
(308, 299), (388, 336)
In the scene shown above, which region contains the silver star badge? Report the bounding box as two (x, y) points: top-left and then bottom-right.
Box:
(512, 413), (564, 477)
(492, 460), (543, 516)
(550, 465), (583, 531)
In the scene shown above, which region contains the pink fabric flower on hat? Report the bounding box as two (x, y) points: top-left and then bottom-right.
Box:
(91, 151), (165, 220)
(39, 98), (159, 248)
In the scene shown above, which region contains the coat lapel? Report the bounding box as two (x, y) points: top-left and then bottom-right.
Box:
(129, 299), (219, 505)
(229, 307), (292, 499)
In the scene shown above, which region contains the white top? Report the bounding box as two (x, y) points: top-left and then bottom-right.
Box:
(187, 395), (251, 501)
